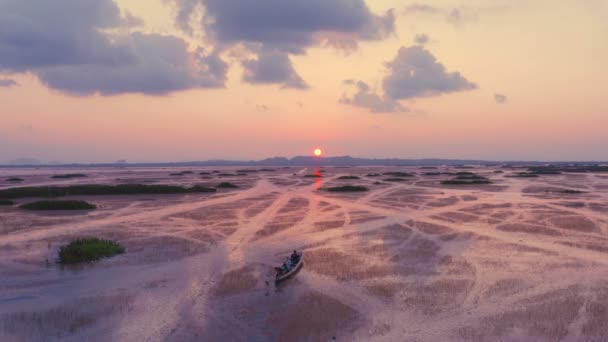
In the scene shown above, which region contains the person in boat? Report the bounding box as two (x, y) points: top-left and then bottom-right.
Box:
(290, 250), (300, 264)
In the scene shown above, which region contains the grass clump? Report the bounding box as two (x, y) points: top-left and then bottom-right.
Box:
(217, 182), (239, 189)
(325, 185), (369, 192)
(528, 165), (607, 173)
(237, 169), (258, 173)
(218, 173), (239, 177)
(20, 200), (96, 211)
(6, 177), (24, 182)
(423, 172), (442, 176)
(559, 189), (584, 194)
(384, 178), (408, 182)
(441, 179), (492, 185)
(0, 199), (15, 206)
(0, 184), (216, 199)
(51, 174), (87, 179)
(338, 176), (360, 180)
(506, 172), (539, 178)
(454, 174), (488, 180)
(366, 173), (381, 177)
(58, 238), (125, 264)
(304, 174), (322, 178)
(383, 172), (414, 177)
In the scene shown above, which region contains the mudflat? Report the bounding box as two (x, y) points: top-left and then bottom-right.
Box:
(1, 166), (607, 341)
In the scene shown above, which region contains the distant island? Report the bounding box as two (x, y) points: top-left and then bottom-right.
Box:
(1, 156), (607, 168)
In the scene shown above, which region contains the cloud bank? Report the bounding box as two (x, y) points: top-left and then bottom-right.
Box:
(0, 0), (226, 95)
(0, 78), (18, 87)
(342, 45), (477, 112)
(171, 0), (395, 88)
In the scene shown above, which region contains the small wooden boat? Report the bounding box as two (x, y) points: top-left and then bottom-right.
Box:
(275, 251), (304, 282)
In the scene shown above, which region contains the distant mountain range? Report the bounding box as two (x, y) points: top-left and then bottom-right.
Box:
(1, 156), (607, 168)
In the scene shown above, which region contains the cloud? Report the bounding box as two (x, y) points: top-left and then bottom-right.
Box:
(494, 93), (508, 104)
(342, 45), (477, 112)
(37, 35), (227, 96)
(403, 3), (441, 14)
(170, 0), (395, 87)
(414, 34), (429, 45)
(0, 0), (227, 95)
(340, 81), (407, 113)
(403, 3), (507, 26)
(174, 0), (395, 52)
(242, 50), (308, 89)
(255, 104), (270, 112)
(383, 46), (477, 100)
(0, 78), (18, 87)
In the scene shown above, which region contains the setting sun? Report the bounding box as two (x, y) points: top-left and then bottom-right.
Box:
(314, 148), (323, 157)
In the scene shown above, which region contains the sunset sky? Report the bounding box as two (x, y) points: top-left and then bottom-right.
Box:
(1, 0), (607, 163)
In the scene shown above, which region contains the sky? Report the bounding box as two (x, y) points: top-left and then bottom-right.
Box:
(0, 0), (607, 163)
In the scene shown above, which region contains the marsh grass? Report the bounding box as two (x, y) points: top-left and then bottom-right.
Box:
(6, 177), (24, 182)
(325, 185), (369, 192)
(20, 200), (96, 211)
(506, 172), (539, 178)
(528, 166), (608, 173)
(383, 172), (414, 177)
(51, 174), (87, 179)
(384, 178), (408, 182)
(338, 176), (360, 180)
(0, 184), (216, 199)
(217, 182), (239, 189)
(0, 199), (14, 206)
(58, 238), (125, 264)
(441, 179), (492, 185)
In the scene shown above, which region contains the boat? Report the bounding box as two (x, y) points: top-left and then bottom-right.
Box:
(275, 251), (304, 282)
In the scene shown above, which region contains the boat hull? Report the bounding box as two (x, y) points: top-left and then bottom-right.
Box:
(275, 253), (304, 282)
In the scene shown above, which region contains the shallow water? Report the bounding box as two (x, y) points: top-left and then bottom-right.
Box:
(1, 166), (608, 341)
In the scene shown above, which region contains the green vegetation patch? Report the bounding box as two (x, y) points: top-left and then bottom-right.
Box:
(325, 185), (369, 192)
(338, 176), (360, 180)
(366, 173), (381, 177)
(441, 179), (492, 185)
(303, 174), (322, 178)
(383, 172), (414, 177)
(423, 172), (442, 176)
(452, 171), (476, 176)
(20, 200), (97, 211)
(6, 177), (24, 182)
(558, 189), (585, 194)
(218, 173), (240, 177)
(384, 178), (408, 182)
(454, 174), (488, 180)
(237, 169), (258, 173)
(528, 166), (607, 173)
(0, 199), (15, 206)
(51, 174), (88, 179)
(0, 184), (216, 199)
(59, 238), (125, 264)
(506, 172), (539, 178)
(217, 182), (239, 189)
